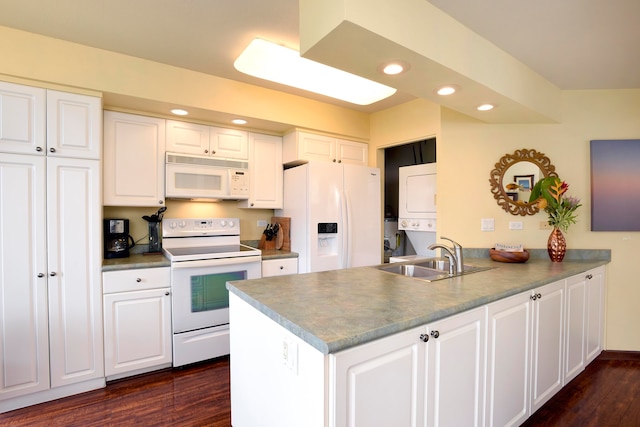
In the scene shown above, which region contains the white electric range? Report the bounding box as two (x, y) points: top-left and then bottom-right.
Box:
(162, 218), (261, 367)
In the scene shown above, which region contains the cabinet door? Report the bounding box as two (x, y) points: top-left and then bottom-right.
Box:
(47, 157), (104, 387)
(425, 307), (486, 427)
(332, 326), (426, 427)
(0, 81), (46, 155)
(585, 267), (605, 363)
(337, 139), (368, 166)
(296, 132), (335, 162)
(0, 154), (50, 400)
(564, 274), (586, 383)
(210, 127), (248, 159)
(46, 90), (101, 159)
(103, 111), (166, 206)
(166, 119), (210, 156)
(104, 288), (172, 377)
(239, 133), (283, 209)
(530, 280), (565, 413)
(486, 291), (531, 427)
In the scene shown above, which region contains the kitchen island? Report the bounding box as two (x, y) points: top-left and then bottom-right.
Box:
(227, 251), (609, 427)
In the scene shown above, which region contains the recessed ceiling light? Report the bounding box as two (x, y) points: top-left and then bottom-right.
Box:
(382, 63), (404, 75)
(437, 86), (457, 96)
(234, 38), (397, 105)
(477, 104), (495, 111)
(232, 119), (247, 125)
(171, 109), (189, 116)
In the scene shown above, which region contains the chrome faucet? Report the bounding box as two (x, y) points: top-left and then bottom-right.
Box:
(441, 237), (463, 274)
(428, 244), (458, 274)
(428, 236), (464, 274)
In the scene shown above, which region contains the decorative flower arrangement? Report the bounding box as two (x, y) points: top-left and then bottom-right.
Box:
(529, 176), (582, 232)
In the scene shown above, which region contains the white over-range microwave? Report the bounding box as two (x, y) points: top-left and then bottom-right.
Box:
(165, 153), (250, 200)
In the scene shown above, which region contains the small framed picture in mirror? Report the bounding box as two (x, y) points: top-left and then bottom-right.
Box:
(514, 174), (534, 190)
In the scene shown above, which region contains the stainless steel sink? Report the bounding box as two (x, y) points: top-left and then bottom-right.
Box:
(374, 258), (494, 282)
(377, 264), (451, 280)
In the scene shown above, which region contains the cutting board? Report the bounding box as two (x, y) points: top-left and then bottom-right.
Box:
(271, 216), (291, 251)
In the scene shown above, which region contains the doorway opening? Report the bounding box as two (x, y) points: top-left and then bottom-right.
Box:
(383, 138), (436, 260)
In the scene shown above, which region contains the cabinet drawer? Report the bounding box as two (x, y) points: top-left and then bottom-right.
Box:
(262, 258), (298, 277)
(103, 267), (170, 293)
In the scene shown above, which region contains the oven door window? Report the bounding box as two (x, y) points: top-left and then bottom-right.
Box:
(190, 270), (246, 313)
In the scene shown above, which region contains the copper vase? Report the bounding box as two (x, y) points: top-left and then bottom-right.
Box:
(547, 227), (566, 262)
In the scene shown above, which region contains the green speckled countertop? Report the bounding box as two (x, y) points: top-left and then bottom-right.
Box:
(101, 243), (297, 271)
(102, 252), (170, 271)
(227, 249), (610, 355)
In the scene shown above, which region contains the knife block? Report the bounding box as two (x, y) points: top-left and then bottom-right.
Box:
(271, 216), (291, 251)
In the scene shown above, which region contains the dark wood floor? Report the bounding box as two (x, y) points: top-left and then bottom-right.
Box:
(0, 356), (231, 427)
(1, 351), (639, 426)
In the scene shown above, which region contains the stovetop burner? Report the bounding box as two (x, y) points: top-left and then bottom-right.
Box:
(161, 218), (261, 262)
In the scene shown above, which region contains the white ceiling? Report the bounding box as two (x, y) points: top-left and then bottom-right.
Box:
(0, 0), (638, 114)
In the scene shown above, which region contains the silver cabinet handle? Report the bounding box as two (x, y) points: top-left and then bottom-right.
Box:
(37, 273), (45, 278)
(419, 333), (429, 342)
(165, 291), (170, 296)
(586, 274), (593, 280)
(431, 330), (440, 339)
(136, 278), (142, 283)
(50, 272), (57, 277)
(49, 147), (56, 153)
(36, 146), (43, 152)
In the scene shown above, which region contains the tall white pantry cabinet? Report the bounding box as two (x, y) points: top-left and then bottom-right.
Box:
(0, 80), (104, 412)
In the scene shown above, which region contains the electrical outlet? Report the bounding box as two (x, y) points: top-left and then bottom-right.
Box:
(481, 218), (495, 232)
(509, 221), (523, 230)
(257, 219), (267, 227)
(282, 337), (298, 374)
(539, 221), (552, 230)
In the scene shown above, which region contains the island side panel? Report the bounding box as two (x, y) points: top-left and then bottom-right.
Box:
(229, 293), (328, 427)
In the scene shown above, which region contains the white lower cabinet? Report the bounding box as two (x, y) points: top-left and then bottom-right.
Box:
(424, 307), (486, 427)
(331, 306), (486, 427)
(585, 267), (605, 364)
(262, 258), (298, 277)
(565, 266), (606, 383)
(331, 326), (424, 427)
(103, 267), (172, 380)
(486, 279), (565, 427)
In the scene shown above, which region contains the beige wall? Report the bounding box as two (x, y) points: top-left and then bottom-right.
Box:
(371, 89), (640, 351)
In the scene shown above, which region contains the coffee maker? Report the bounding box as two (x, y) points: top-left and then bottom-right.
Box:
(103, 219), (135, 259)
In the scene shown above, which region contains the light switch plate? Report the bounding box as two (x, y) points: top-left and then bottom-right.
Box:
(509, 221), (523, 230)
(481, 218), (495, 232)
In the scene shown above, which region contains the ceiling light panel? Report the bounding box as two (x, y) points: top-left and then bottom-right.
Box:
(234, 38), (397, 105)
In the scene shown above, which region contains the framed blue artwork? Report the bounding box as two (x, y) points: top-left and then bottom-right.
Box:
(590, 139), (640, 231)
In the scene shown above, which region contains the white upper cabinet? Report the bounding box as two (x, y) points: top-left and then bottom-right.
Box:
(46, 90), (102, 159)
(210, 127), (248, 159)
(283, 131), (368, 166)
(0, 81), (46, 155)
(0, 82), (101, 159)
(238, 133), (283, 209)
(103, 111), (166, 206)
(166, 119), (248, 160)
(166, 120), (209, 155)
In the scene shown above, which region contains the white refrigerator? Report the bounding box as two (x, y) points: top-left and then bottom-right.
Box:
(276, 162), (382, 273)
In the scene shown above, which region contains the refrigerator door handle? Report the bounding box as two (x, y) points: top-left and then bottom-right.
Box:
(342, 190), (353, 268)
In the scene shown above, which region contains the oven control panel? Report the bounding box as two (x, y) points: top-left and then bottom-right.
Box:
(163, 218), (240, 237)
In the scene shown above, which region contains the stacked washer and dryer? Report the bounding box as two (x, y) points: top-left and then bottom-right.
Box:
(391, 163), (438, 262)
